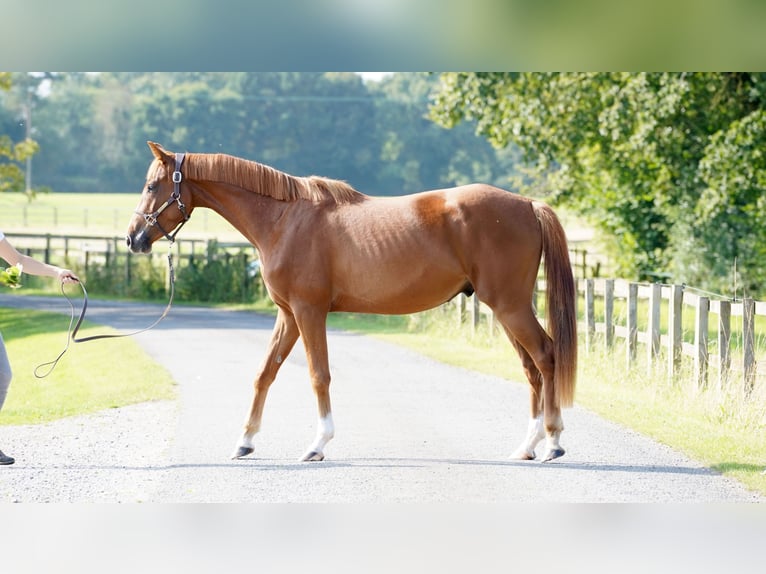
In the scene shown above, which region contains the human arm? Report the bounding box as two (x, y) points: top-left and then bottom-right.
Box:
(0, 236), (79, 283)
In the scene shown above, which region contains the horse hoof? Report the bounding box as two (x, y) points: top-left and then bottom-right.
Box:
(232, 446), (254, 459)
(510, 448), (536, 461)
(541, 447), (565, 462)
(300, 451), (325, 462)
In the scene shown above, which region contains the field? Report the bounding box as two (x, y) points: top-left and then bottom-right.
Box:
(0, 191), (244, 241)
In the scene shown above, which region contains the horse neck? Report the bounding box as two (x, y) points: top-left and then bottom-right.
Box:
(190, 180), (290, 251)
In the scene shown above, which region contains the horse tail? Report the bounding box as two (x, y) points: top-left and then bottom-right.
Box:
(532, 201), (577, 408)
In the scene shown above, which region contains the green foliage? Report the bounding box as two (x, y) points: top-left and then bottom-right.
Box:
(692, 109), (766, 295)
(176, 242), (255, 303)
(430, 73), (766, 295)
(81, 255), (167, 300)
(52, 245), (259, 304)
(0, 72), (41, 195)
(0, 264), (23, 288)
(4, 72), (515, 197)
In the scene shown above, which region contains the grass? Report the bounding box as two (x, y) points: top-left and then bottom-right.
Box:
(0, 308), (176, 426)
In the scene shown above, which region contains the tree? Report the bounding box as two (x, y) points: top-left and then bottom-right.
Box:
(0, 72), (40, 195)
(430, 73), (766, 295)
(370, 73), (519, 194)
(12, 72), (522, 208)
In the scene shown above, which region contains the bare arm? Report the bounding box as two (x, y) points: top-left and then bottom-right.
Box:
(0, 237), (79, 283)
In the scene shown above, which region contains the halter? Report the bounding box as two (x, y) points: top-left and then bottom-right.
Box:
(135, 152), (191, 243)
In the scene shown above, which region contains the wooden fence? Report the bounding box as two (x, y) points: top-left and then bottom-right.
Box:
(2, 231), (260, 298)
(454, 278), (765, 392)
(3, 231), (258, 271)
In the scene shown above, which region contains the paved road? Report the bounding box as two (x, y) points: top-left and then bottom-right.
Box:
(0, 293), (762, 502)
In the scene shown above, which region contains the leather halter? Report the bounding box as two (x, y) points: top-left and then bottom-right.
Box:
(135, 152), (191, 243)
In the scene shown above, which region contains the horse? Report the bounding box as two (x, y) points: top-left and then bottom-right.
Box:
(126, 141), (577, 463)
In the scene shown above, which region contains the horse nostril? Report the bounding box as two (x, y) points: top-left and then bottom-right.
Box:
(125, 235), (132, 248)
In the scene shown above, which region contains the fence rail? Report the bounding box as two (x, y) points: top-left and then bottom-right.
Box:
(453, 278), (765, 392)
(2, 231), (260, 299)
(3, 231), (258, 266)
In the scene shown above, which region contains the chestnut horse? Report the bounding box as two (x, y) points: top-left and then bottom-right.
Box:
(126, 142), (577, 462)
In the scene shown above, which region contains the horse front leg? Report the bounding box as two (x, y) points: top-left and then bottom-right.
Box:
(294, 306), (334, 462)
(232, 307), (299, 459)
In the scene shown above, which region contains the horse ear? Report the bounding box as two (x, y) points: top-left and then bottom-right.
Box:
(147, 141), (171, 163)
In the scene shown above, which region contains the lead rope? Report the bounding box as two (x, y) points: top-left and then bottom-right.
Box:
(34, 243), (178, 378)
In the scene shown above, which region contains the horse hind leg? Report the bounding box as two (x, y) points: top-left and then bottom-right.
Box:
(508, 338), (545, 460)
(498, 308), (566, 462)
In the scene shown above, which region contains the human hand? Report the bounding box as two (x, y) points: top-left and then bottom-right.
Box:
(58, 269), (80, 284)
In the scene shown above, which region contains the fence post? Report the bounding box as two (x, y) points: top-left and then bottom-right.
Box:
(668, 284), (684, 379)
(626, 282), (638, 366)
(694, 296), (709, 388)
(584, 279), (595, 353)
(488, 309), (497, 337)
(646, 283), (661, 374)
(743, 298), (755, 395)
(470, 295), (480, 335)
(717, 300), (731, 390)
(125, 250), (132, 286)
(604, 279), (614, 349)
(457, 293), (467, 328)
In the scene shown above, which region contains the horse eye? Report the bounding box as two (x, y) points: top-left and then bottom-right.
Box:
(146, 183), (156, 193)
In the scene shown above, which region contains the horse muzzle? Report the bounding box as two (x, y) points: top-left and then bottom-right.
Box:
(126, 228), (153, 254)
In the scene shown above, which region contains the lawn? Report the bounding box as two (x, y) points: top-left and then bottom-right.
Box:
(0, 308), (176, 425)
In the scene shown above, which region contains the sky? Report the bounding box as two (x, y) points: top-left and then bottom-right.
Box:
(356, 72), (393, 82)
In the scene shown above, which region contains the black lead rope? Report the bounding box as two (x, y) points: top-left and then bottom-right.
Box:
(34, 246), (178, 379)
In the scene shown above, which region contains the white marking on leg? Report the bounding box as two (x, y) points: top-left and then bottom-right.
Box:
(235, 421), (260, 452)
(302, 414), (335, 460)
(511, 416), (545, 460)
(236, 432), (255, 451)
(540, 412), (566, 461)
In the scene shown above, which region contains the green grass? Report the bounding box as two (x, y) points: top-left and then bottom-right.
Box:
(0, 308), (176, 425)
(329, 307), (766, 496)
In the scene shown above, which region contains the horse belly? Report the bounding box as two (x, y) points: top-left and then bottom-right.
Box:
(331, 262), (465, 315)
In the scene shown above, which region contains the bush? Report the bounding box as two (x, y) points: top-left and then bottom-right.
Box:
(175, 241), (258, 303)
(31, 241), (262, 304)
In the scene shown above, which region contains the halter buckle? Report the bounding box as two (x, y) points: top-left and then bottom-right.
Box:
(172, 171), (183, 184)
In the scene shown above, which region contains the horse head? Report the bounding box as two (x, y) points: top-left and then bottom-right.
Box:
(126, 141), (193, 253)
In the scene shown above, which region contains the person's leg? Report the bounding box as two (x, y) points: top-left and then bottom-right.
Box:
(0, 333), (15, 465)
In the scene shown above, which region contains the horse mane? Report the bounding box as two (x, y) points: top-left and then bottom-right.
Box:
(184, 153), (364, 205)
